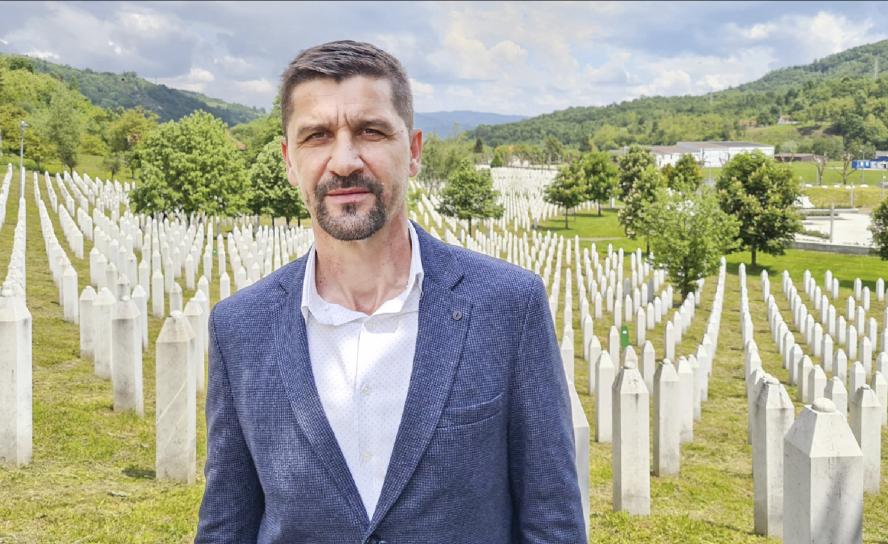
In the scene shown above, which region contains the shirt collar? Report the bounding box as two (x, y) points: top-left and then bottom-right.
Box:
(301, 221), (424, 326)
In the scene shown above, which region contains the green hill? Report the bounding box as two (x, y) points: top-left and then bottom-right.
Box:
(1, 53), (264, 126)
(473, 40), (888, 153)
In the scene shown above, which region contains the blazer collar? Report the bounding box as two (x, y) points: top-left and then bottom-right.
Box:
(273, 222), (471, 533)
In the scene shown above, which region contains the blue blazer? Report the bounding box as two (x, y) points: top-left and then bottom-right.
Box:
(196, 224), (586, 543)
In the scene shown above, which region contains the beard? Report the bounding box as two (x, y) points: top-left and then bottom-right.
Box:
(312, 173), (388, 241)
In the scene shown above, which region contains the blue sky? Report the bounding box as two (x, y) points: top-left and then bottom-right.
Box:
(2, 1), (886, 116)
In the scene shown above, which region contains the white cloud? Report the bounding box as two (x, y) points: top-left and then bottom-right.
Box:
(26, 50), (60, 61)
(232, 78), (276, 95)
(409, 78), (434, 97)
(156, 67), (216, 93)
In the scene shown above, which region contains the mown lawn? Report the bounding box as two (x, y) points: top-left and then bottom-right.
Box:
(1, 172), (887, 542)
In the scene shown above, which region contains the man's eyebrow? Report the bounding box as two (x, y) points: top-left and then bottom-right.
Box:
(294, 123), (330, 139)
(350, 117), (397, 132)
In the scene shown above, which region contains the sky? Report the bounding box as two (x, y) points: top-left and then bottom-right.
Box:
(2, 1), (887, 117)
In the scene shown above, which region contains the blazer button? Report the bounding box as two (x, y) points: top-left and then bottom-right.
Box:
(452, 310), (462, 321)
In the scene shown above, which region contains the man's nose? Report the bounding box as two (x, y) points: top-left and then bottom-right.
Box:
(327, 133), (364, 177)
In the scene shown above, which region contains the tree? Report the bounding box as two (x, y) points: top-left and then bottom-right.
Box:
(840, 149), (854, 185)
(107, 107), (158, 177)
(544, 161), (586, 228)
(247, 140), (308, 226)
(544, 135), (563, 165)
(871, 199), (888, 260)
(102, 152), (123, 178)
(44, 91), (81, 169)
(130, 111), (249, 216)
(619, 165), (666, 252)
(578, 151), (619, 215)
(473, 137), (483, 154)
(436, 161), (504, 235)
(666, 153), (703, 193)
(648, 187), (739, 298)
(617, 144), (656, 197)
(419, 134), (473, 192)
(490, 146), (508, 168)
(716, 151), (802, 267)
(814, 155), (828, 185)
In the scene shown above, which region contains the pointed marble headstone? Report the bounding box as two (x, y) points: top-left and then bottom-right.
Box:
(653, 360), (680, 477)
(612, 351), (650, 515)
(783, 398), (863, 544)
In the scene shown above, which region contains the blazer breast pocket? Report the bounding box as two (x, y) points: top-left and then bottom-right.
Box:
(437, 392), (505, 428)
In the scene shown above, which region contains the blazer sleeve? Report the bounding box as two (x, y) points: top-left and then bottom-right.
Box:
(508, 275), (587, 543)
(195, 308), (264, 542)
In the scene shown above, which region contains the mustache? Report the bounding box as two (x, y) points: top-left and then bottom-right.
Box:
(315, 173), (384, 200)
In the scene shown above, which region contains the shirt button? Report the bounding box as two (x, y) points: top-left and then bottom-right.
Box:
(361, 384), (372, 396)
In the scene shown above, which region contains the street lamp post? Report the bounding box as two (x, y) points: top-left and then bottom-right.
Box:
(19, 120), (28, 196)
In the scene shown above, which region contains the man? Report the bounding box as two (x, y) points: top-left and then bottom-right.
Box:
(196, 40), (585, 543)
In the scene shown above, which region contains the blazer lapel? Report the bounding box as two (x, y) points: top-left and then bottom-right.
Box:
(367, 225), (472, 531)
(273, 258), (369, 526)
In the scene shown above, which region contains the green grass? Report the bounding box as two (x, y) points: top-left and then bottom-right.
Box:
(1, 177), (887, 542)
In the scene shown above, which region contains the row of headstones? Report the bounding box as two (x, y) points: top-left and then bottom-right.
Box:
(739, 275), (878, 543)
(791, 269), (887, 353)
(3, 187), (27, 299)
(762, 268), (888, 430)
(0, 168), (31, 466)
(34, 178), (80, 324)
(52, 184), (85, 261)
(580, 258), (726, 519)
(77, 284), (207, 484)
(0, 164), (13, 230)
(774, 270), (886, 383)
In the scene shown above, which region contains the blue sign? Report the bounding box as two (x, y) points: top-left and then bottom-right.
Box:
(852, 159), (888, 170)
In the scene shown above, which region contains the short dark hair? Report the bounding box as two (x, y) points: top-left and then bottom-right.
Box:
(280, 40), (413, 136)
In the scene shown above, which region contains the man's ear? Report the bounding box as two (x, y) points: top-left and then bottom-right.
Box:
(281, 138), (299, 189)
(409, 128), (423, 178)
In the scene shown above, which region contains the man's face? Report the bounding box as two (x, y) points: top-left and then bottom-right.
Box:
(282, 76), (422, 241)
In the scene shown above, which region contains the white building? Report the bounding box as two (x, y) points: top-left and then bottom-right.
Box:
(649, 141), (775, 168)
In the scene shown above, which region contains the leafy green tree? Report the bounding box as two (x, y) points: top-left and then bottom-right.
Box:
(544, 135), (563, 164)
(247, 140), (308, 226)
(666, 154), (703, 193)
(107, 107), (158, 177)
(473, 137), (483, 154)
(419, 134), (472, 192)
(617, 144), (656, 197)
(619, 164), (666, 252)
(648, 187), (739, 298)
(102, 152), (123, 178)
(44, 91), (81, 169)
(871, 199), (888, 260)
(130, 111), (249, 216)
(436, 161), (504, 235)
(544, 161), (587, 228)
(578, 151), (619, 215)
(490, 146), (507, 167)
(811, 136), (844, 160)
(716, 151), (802, 267)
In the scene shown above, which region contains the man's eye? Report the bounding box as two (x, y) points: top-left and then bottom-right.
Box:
(307, 132), (327, 141)
(362, 128), (385, 137)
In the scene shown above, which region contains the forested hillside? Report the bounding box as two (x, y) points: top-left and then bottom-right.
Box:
(473, 40), (888, 154)
(1, 53), (264, 126)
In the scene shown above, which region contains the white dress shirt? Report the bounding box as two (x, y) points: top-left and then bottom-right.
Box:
(300, 221), (423, 519)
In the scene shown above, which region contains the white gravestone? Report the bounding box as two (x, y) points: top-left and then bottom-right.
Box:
(155, 312), (197, 483)
(612, 350), (650, 515)
(0, 287), (33, 466)
(783, 398), (863, 544)
(653, 360), (680, 477)
(849, 385), (881, 494)
(753, 377), (794, 538)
